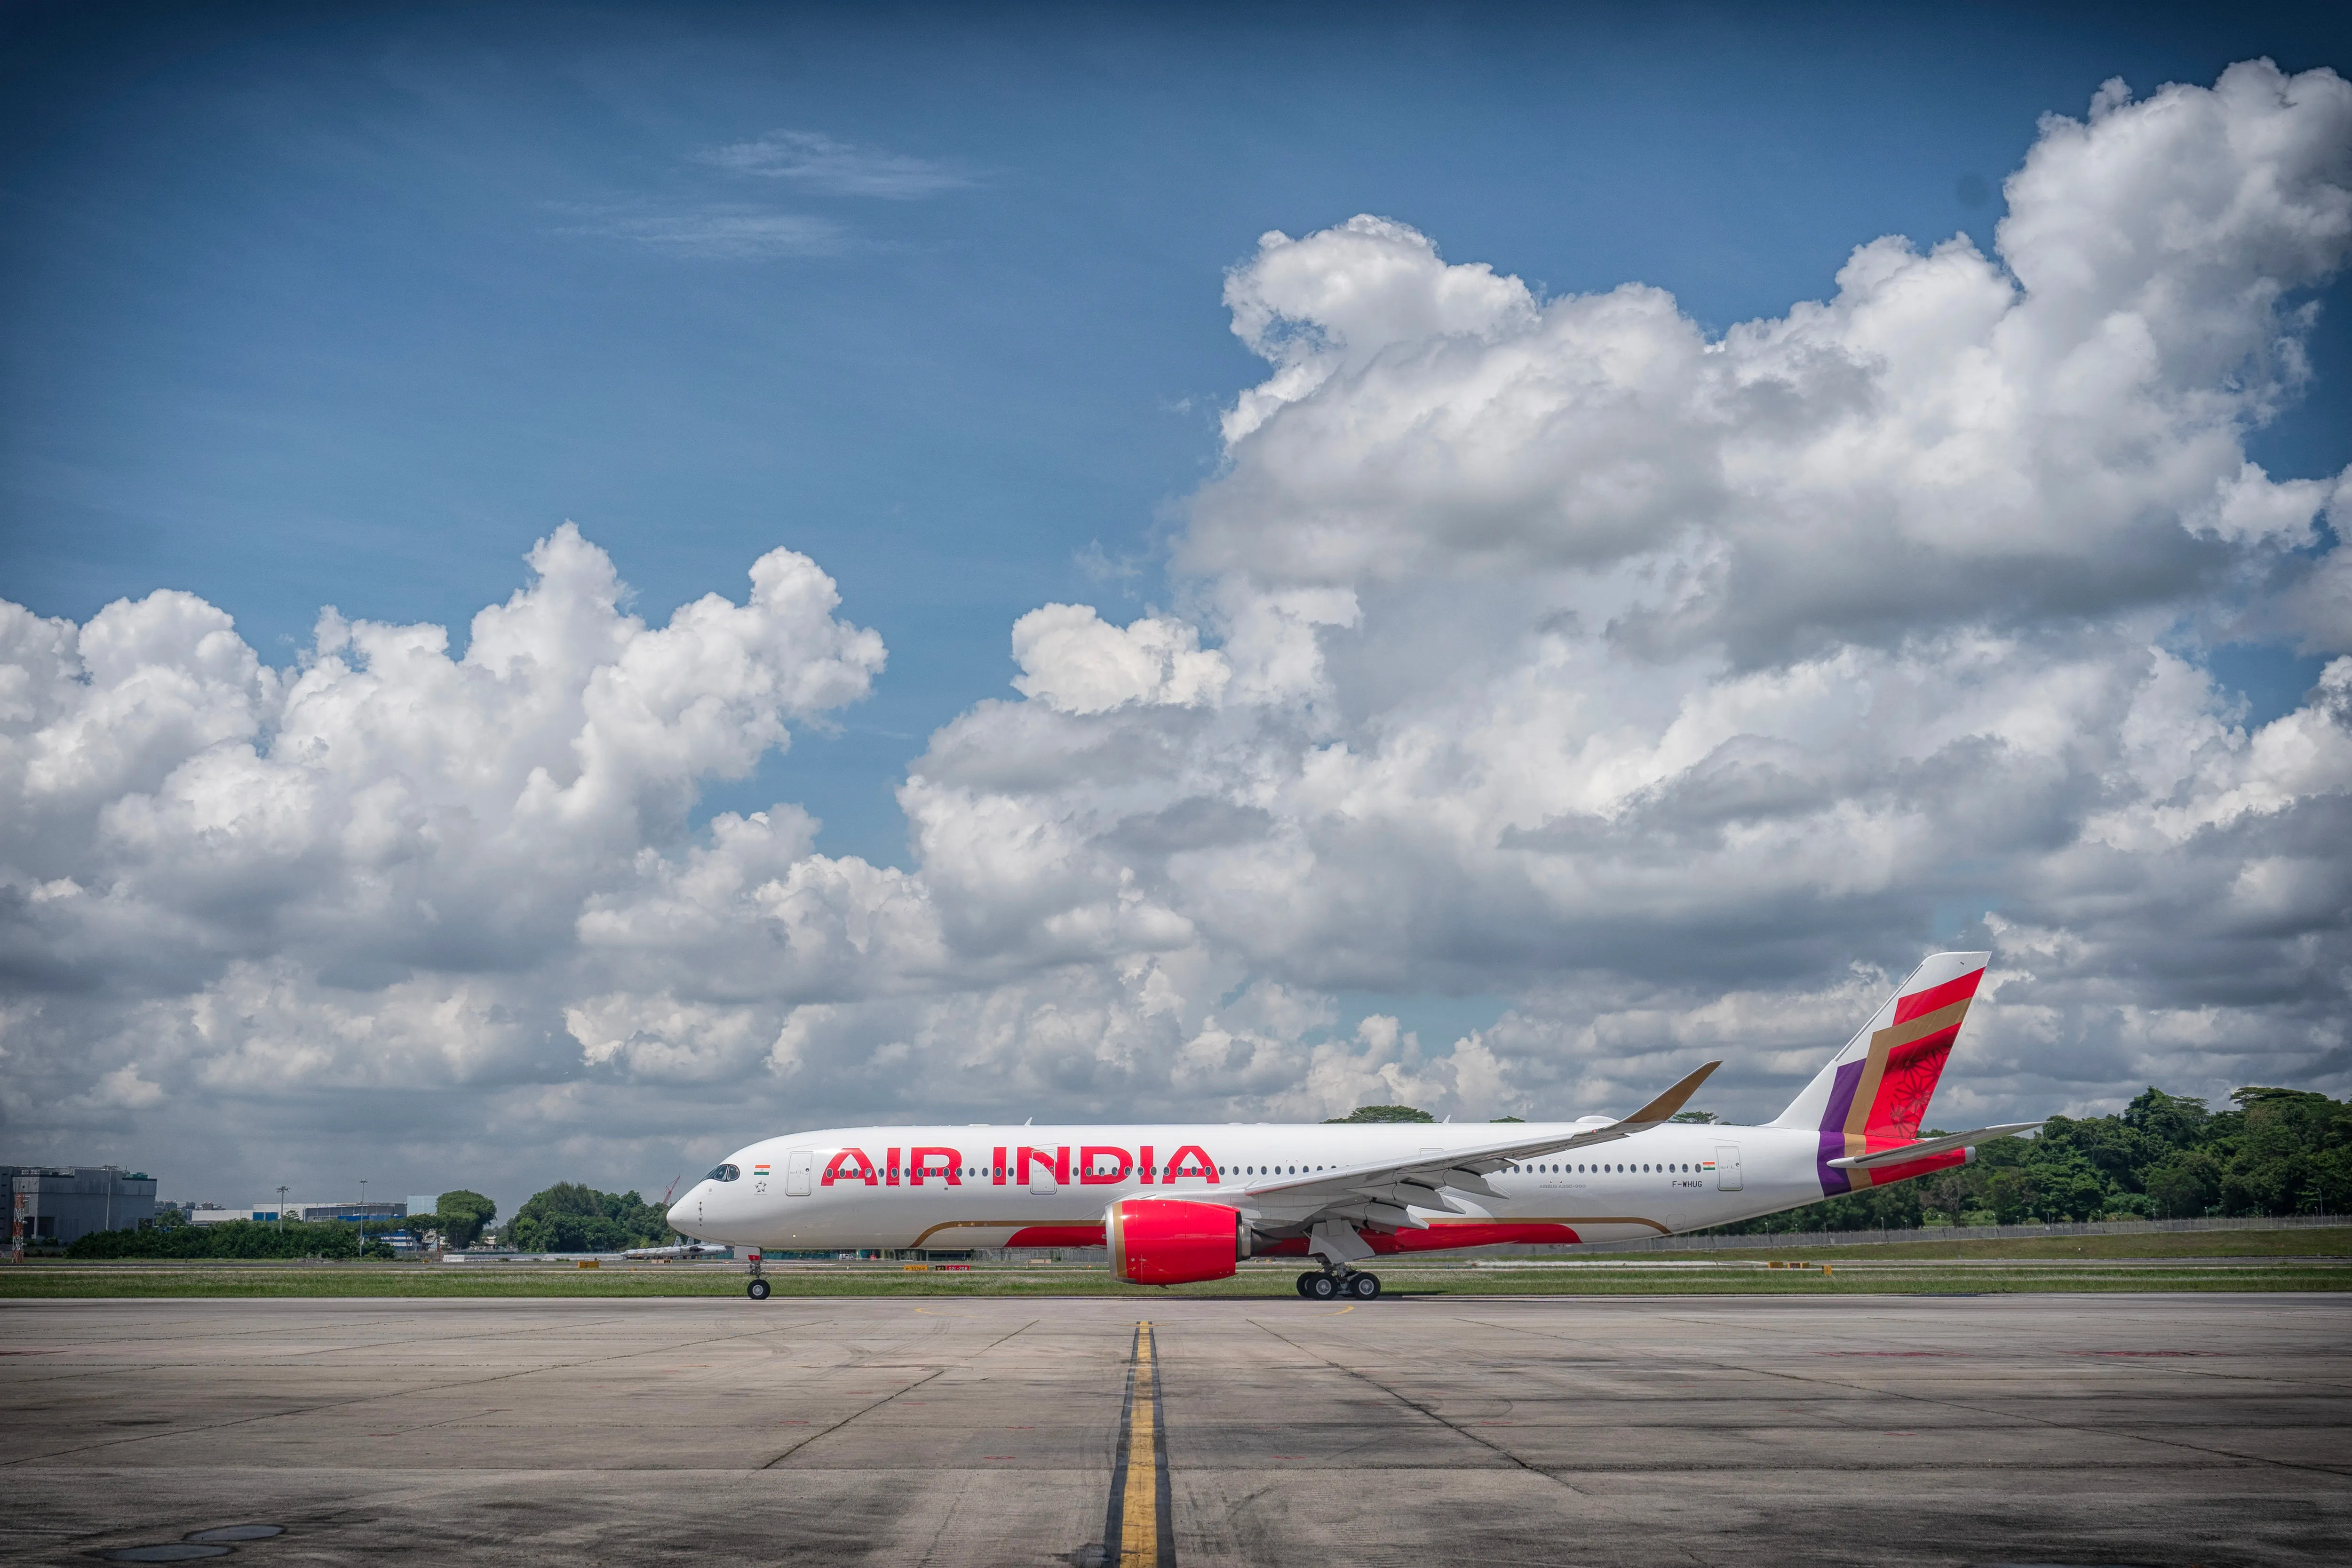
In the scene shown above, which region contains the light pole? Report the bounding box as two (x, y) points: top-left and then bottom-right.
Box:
(276, 1185), (287, 1231)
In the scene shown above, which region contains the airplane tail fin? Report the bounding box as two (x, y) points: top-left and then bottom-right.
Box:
(1769, 952), (1989, 1194)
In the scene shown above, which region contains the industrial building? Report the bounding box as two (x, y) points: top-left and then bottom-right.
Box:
(6, 1166), (157, 1248)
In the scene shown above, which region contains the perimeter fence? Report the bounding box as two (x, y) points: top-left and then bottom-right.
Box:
(1563, 1213), (2352, 1255)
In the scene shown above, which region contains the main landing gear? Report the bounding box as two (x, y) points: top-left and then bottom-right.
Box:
(1296, 1268), (1381, 1301)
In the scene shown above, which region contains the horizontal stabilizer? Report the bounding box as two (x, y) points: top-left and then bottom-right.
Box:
(1825, 1122), (2042, 1170)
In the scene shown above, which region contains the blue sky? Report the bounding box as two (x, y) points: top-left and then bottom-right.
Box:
(7, 6), (2352, 1206)
(8, 1), (2345, 877)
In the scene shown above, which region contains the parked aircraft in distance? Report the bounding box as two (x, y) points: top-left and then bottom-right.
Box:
(671, 953), (2039, 1300)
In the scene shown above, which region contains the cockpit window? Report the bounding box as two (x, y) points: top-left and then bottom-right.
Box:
(708, 1163), (740, 1183)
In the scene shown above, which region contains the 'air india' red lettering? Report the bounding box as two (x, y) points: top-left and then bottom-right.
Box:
(991, 1146), (1008, 1186)
(1161, 1144), (1219, 1184)
(1079, 1146), (1131, 1185)
(1018, 1147), (1071, 1186)
(885, 1147), (901, 1187)
(820, 1149), (878, 1187)
(910, 1147), (961, 1186)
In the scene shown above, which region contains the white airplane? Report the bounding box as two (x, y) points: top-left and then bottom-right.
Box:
(671, 953), (2040, 1301)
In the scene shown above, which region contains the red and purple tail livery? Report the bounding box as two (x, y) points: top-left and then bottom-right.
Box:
(1767, 952), (1989, 1195)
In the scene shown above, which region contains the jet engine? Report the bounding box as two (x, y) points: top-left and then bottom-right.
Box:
(1104, 1196), (1251, 1286)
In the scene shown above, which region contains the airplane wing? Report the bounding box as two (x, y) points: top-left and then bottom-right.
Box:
(1825, 1122), (2043, 1170)
(1225, 1062), (1721, 1244)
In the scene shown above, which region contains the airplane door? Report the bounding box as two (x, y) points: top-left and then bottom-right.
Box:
(1028, 1158), (1057, 1196)
(1714, 1143), (1743, 1192)
(784, 1149), (813, 1198)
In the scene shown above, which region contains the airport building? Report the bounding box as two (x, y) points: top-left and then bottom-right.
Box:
(6, 1165), (158, 1247)
(297, 1200), (406, 1224)
(188, 1199), (408, 1225)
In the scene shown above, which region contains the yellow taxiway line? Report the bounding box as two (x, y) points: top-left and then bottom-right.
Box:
(1119, 1321), (1159, 1567)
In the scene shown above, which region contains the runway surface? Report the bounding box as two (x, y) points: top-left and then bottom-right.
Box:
(5, 1293), (2347, 1566)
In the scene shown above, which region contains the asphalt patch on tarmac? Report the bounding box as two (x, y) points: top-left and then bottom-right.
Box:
(91, 1525), (283, 1562)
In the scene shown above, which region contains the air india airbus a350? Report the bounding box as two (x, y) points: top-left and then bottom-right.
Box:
(669, 952), (2040, 1300)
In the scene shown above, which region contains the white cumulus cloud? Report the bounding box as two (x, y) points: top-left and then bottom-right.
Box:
(4, 61), (2350, 1207)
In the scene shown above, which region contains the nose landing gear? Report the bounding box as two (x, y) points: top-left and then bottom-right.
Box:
(1296, 1268), (1381, 1301)
(747, 1278), (771, 1300)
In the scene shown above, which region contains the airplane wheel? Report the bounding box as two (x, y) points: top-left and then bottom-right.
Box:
(747, 1278), (771, 1301)
(1350, 1273), (1382, 1300)
(1308, 1273), (1342, 1301)
(1295, 1271), (1320, 1297)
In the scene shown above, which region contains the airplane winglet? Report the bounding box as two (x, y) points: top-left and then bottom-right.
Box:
(1620, 1061), (1721, 1127)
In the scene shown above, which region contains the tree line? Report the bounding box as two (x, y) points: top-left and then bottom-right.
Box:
(68, 1189), (499, 1259)
(500, 1182), (673, 1252)
(65, 1181), (679, 1259)
(1707, 1085), (2351, 1233)
(66, 1084), (2345, 1260)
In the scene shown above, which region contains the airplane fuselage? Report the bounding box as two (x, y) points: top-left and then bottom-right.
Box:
(668, 1120), (1905, 1255)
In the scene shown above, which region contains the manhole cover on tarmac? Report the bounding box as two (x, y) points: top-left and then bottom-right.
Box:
(184, 1528), (284, 1544)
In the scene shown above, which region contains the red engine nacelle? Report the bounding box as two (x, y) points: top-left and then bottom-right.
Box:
(1105, 1197), (1249, 1286)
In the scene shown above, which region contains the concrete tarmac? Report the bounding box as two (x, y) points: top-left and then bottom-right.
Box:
(4, 1293), (2347, 1566)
